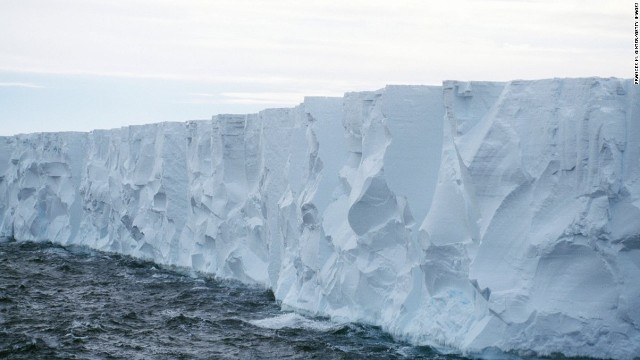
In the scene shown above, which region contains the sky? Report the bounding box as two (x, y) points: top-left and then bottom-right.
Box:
(0, 0), (632, 135)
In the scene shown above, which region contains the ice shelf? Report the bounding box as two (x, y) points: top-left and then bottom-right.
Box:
(1, 78), (639, 359)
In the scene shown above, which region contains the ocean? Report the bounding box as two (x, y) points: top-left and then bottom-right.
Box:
(0, 240), (460, 359)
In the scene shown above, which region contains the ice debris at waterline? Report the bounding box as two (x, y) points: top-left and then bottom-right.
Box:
(1, 78), (638, 359)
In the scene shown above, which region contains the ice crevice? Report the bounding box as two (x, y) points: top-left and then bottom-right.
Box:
(1, 78), (639, 359)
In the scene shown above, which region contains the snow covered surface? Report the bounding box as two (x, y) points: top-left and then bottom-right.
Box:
(1, 78), (639, 359)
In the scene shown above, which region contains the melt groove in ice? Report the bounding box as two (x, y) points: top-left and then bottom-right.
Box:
(1, 78), (639, 359)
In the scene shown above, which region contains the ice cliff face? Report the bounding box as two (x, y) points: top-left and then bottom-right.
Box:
(1, 78), (638, 359)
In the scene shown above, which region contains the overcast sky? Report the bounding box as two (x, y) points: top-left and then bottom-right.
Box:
(0, 0), (631, 135)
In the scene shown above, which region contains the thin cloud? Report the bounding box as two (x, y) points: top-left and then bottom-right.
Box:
(0, 67), (356, 92)
(0, 0), (627, 84)
(0, 0), (630, 135)
(179, 92), (313, 105)
(0, 82), (44, 89)
(220, 92), (323, 105)
(188, 93), (217, 97)
(178, 90), (345, 106)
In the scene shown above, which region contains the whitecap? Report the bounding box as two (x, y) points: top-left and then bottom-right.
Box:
(249, 312), (343, 332)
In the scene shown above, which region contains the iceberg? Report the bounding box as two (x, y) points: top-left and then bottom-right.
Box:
(1, 77), (638, 358)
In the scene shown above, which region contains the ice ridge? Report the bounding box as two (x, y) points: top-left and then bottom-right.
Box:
(1, 78), (639, 359)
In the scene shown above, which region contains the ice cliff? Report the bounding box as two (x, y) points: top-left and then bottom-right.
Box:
(1, 78), (639, 359)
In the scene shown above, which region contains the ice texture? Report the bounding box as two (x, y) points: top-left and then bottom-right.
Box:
(1, 78), (639, 359)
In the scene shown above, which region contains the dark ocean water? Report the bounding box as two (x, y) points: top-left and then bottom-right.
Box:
(0, 240), (463, 359)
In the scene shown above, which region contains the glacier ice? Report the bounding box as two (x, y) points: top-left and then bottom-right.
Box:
(1, 78), (639, 359)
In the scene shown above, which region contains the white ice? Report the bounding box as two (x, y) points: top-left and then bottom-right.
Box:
(1, 78), (638, 359)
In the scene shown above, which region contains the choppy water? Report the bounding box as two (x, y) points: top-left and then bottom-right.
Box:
(0, 240), (461, 359)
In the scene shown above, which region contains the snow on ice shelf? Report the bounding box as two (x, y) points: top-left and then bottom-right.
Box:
(1, 78), (639, 359)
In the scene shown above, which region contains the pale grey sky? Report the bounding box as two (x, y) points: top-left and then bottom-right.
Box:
(0, 0), (631, 135)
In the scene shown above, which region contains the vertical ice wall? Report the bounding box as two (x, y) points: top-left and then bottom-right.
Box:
(420, 78), (640, 357)
(275, 86), (445, 331)
(181, 114), (270, 283)
(77, 123), (189, 263)
(0, 132), (85, 243)
(0, 78), (638, 359)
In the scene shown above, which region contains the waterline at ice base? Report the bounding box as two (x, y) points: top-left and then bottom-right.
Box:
(1, 78), (638, 359)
